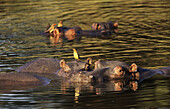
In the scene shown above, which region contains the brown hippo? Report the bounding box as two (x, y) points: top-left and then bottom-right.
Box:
(94, 59), (138, 78)
(62, 63), (135, 82)
(91, 21), (118, 33)
(83, 62), (136, 82)
(44, 21), (117, 39)
(0, 72), (50, 86)
(94, 59), (170, 82)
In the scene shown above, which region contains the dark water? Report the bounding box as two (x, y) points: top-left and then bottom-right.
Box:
(0, 0), (170, 108)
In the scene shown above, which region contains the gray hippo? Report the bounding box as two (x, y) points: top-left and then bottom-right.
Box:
(16, 58), (92, 74)
(0, 72), (50, 86)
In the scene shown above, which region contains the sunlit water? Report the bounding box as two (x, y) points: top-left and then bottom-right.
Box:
(0, 0), (170, 108)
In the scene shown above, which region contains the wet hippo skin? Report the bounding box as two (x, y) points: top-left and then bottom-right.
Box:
(16, 58), (60, 73)
(138, 66), (170, 82)
(16, 58), (92, 74)
(94, 59), (170, 82)
(0, 72), (50, 86)
(66, 64), (133, 82)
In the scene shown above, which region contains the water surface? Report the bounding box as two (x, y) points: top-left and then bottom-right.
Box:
(0, 0), (170, 108)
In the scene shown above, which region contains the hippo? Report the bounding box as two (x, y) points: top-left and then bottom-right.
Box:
(57, 58), (92, 77)
(91, 21), (118, 33)
(94, 59), (170, 82)
(16, 58), (92, 74)
(0, 72), (50, 86)
(44, 21), (118, 40)
(94, 59), (138, 78)
(82, 62), (136, 82)
(68, 59), (170, 83)
(61, 63), (134, 82)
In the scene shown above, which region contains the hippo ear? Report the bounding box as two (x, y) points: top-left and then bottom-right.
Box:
(129, 63), (138, 72)
(94, 59), (102, 69)
(97, 25), (101, 30)
(60, 59), (66, 68)
(92, 23), (98, 30)
(84, 63), (90, 71)
(113, 22), (118, 28)
(94, 61), (98, 69)
(86, 58), (92, 65)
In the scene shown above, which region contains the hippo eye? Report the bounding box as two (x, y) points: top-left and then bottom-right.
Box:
(119, 69), (122, 72)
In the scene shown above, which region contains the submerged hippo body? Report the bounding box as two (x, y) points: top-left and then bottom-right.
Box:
(138, 66), (170, 82)
(0, 72), (50, 86)
(16, 58), (60, 74)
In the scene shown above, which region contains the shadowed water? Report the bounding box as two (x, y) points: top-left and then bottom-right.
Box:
(0, 0), (170, 108)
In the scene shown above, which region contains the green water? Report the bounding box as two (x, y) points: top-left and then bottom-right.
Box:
(0, 0), (170, 108)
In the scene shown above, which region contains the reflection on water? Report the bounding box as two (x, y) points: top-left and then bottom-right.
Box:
(0, 0), (170, 108)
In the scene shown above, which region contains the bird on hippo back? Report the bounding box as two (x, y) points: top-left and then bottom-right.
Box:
(16, 48), (92, 79)
(44, 21), (81, 38)
(57, 49), (135, 82)
(44, 21), (118, 39)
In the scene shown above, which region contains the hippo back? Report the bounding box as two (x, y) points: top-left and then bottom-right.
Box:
(16, 58), (60, 74)
(0, 72), (50, 85)
(157, 66), (170, 76)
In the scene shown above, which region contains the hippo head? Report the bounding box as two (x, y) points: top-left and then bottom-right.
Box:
(57, 58), (92, 78)
(93, 63), (139, 82)
(101, 65), (127, 81)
